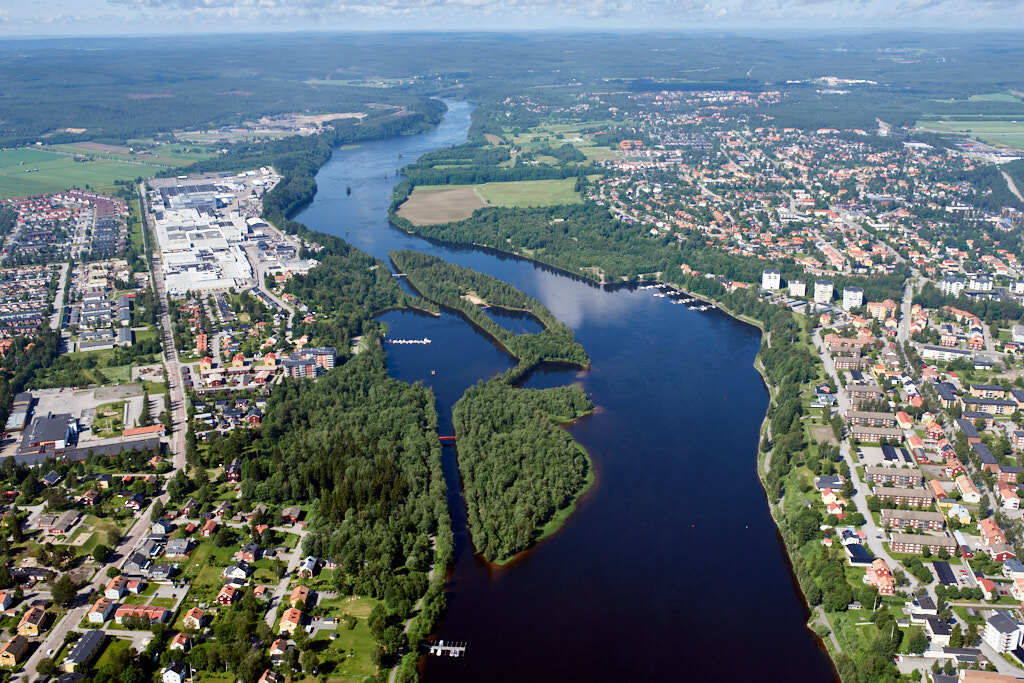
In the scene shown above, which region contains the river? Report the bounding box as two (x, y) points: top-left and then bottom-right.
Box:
(295, 101), (837, 681)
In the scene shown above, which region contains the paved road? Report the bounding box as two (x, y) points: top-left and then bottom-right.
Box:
(262, 526), (309, 629)
(140, 183), (188, 472)
(21, 184), (194, 681)
(812, 330), (921, 594)
(1003, 170), (1024, 204)
(897, 274), (916, 345)
(49, 262), (69, 331)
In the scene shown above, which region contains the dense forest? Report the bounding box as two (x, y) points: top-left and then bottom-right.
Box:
(284, 243), (420, 357)
(245, 349), (450, 673)
(0, 329), (60, 433)
(390, 250), (589, 370)
(453, 379), (593, 562)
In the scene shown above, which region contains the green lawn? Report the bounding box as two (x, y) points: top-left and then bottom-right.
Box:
(94, 638), (131, 671)
(475, 178), (582, 207)
(0, 148), (164, 199)
(92, 401), (126, 437)
(302, 620), (379, 681)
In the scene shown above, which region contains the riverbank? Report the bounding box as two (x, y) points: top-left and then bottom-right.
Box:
(385, 216), (841, 677)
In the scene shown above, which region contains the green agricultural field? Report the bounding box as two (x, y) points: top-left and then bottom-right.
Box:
(49, 141), (215, 167)
(0, 148), (164, 199)
(916, 118), (1024, 149)
(475, 178), (582, 207)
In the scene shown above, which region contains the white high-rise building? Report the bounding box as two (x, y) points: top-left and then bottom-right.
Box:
(789, 280), (806, 298)
(939, 277), (965, 298)
(814, 280), (834, 305)
(761, 269), (781, 291)
(843, 286), (864, 311)
(983, 612), (1024, 653)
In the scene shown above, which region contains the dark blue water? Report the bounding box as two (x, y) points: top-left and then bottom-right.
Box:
(480, 306), (544, 335)
(296, 101), (836, 682)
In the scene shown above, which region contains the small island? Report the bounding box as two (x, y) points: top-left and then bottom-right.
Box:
(390, 249), (594, 563)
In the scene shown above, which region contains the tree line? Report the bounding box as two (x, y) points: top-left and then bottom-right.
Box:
(390, 250), (589, 370)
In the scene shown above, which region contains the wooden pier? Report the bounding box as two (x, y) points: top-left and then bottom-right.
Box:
(428, 640), (467, 657)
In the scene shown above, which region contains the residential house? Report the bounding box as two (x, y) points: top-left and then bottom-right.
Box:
(162, 661), (188, 683)
(226, 458), (241, 483)
(87, 598), (114, 624)
(123, 552), (151, 577)
(279, 608), (303, 634)
(955, 475), (982, 504)
(164, 538), (194, 558)
(290, 585), (311, 609)
(926, 616), (953, 647)
(152, 519), (174, 536)
(217, 584), (240, 606)
(0, 636), (28, 667)
(62, 630), (106, 673)
(169, 633), (190, 652)
(183, 608), (205, 631)
(998, 482), (1021, 510)
(980, 517), (1008, 547)
(298, 556), (320, 579)
(281, 506), (302, 525)
(270, 639), (289, 665)
(17, 605), (46, 637)
(866, 558), (895, 595)
(105, 575), (129, 600)
(222, 561), (251, 582)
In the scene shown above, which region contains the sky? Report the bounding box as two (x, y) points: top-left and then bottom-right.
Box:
(1, 0), (1023, 36)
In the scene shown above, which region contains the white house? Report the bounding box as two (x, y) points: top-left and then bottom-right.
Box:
(162, 661), (188, 683)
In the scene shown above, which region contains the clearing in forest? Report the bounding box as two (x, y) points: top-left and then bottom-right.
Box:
(396, 186), (487, 224)
(398, 178), (582, 225)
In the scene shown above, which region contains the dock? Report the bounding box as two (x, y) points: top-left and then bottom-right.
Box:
(428, 640), (467, 657)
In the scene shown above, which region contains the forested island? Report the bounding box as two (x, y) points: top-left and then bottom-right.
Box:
(389, 250), (589, 373)
(389, 249), (594, 562)
(454, 380), (593, 562)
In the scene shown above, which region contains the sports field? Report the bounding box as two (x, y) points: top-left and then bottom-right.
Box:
(397, 178), (582, 225)
(0, 148), (164, 199)
(916, 119), (1024, 150)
